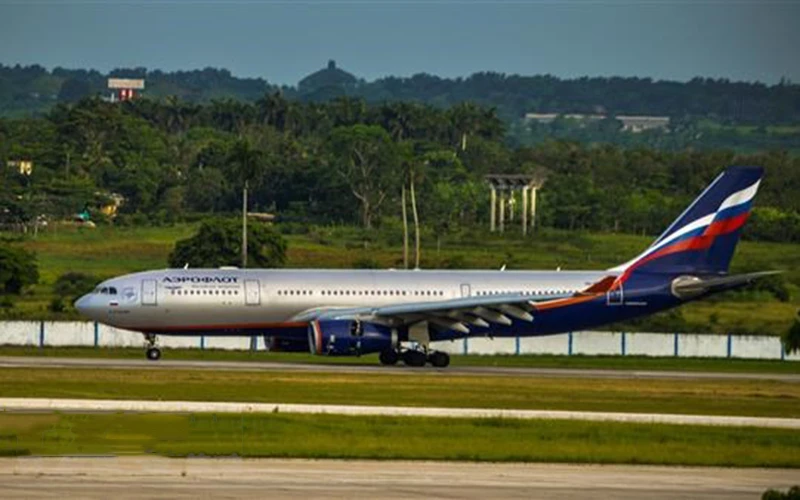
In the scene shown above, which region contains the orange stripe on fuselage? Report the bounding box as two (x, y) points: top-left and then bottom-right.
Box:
(532, 293), (600, 311)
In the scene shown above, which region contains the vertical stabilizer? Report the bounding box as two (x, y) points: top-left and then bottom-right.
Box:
(612, 166), (763, 278)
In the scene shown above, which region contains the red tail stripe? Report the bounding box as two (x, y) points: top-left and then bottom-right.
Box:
(703, 212), (750, 237)
(619, 212), (749, 284)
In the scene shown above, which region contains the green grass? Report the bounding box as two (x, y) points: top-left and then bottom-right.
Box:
(0, 412), (797, 467)
(0, 346), (797, 374)
(1, 366), (797, 418)
(3, 222), (799, 335)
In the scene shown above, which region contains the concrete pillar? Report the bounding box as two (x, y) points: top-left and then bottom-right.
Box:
(530, 187), (538, 230)
(509, 192), (515, 223)
(499, 191), (506, 233)
(521, 186), (529, 236)
(490, 187), (496, 232)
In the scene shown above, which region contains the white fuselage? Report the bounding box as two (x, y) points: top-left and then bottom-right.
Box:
(77, 268), (610, 333)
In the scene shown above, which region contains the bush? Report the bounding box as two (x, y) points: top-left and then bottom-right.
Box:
(0, 246), (39, 294)
(763, 486), (800, 500)
(441, 254), (468, 269)
(168, 218), (287, 268)
(53, 272), (98, 302)
(352, 257), (380, 269)
(783, 311), (800, 355)
(48, 297), (66, 313)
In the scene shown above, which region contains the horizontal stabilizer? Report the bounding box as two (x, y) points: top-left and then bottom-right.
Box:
(671, 271), (781, 299)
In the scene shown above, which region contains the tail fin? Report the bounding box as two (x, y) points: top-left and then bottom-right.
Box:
(612, 166), (763, 278)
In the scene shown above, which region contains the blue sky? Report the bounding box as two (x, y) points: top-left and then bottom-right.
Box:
(1, 1), (798, 85)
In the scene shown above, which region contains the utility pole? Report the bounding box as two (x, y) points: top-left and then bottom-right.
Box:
(489, 186), (496, 232)
(242, 180), (248, 268)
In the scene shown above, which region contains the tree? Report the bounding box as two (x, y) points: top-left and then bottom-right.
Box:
(328, 125), (400, 229)
(53, 271), (97, 300)
(51, 271), (97, 313)
(57, 78), (93, 103)
(0, 246), (39, 294)
(168, 218), (287, 268)
(784, 310), (800, 355)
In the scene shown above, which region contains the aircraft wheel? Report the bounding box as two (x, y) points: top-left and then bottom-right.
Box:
(379, 349), (400, 366)
(146, 347), (162, 361)
(402, 349), (427, 367)
(428, 351), (450, 368)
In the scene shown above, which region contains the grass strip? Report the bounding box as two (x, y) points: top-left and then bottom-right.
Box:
(0, 367), (797, 418)
(0, 412), (798, 467)
(0, 346), (797, 374)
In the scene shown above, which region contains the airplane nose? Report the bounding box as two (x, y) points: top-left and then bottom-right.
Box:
(74, 294), (93, 318)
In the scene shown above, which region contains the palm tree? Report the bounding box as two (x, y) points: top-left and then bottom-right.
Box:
(398, 142), (425, 269)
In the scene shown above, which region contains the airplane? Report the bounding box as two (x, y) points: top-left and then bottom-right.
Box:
(75, 166), (774, 367)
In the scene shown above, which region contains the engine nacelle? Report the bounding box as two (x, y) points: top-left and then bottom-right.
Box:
(308, 319), (398, 356)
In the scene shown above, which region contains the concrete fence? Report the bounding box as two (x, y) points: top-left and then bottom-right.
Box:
(0, 321), (796, 361)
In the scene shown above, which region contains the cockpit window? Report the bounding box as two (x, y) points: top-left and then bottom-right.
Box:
(100, 287), (108, 294)
(109, 287), (117, 295)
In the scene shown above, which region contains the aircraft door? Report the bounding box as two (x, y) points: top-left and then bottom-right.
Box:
(606, 283), (624, 306)
(142, 279), (157, 306)
(460, 284), (471, 298)
(245, 280), (261, 306)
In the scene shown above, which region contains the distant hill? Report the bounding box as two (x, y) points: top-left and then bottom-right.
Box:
(0, 64), (274, 117)
(1, 61), (799, 125)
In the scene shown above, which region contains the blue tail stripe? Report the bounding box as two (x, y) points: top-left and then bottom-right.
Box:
(714, 200), (752, 222)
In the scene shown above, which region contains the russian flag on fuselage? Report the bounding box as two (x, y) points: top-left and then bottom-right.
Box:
(612, 166), (763, 279)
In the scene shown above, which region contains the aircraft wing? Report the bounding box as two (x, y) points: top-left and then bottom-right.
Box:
(290, 285), (607, 334)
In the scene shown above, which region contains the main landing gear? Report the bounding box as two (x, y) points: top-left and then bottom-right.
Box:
(144, 333), (161, 361)
(379, 348), (450, 368)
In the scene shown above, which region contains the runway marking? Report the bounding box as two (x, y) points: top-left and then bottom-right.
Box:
(1, 457), (797, 500)
(0, 356), (797, 382)
(2, 397), (798, 429)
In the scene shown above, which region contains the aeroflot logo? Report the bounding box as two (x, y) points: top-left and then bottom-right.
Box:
(162, 276), (239, 284)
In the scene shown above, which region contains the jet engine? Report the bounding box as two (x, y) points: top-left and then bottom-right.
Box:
(308, 319), (399, 356)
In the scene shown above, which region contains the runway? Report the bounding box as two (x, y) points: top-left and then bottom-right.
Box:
(1, 457), (795, 499)
(3, 397), (799, 428)
(1, 355), (797, 382)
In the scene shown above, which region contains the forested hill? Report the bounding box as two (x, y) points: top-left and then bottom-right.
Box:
(2, 95), (800, 245)
(2, 62), (799, 125)
(0, 65), (273, 117)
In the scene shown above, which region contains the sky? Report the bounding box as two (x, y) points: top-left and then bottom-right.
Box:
(0, 0), (798, 85)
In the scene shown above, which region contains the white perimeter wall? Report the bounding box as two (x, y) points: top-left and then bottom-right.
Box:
(0, 321), (797, 361)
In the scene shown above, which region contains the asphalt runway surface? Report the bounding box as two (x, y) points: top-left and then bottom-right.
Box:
(1, 457), (796, 499)
(1, 355), (798, 382)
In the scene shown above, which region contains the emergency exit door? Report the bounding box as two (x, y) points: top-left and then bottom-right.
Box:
(606, 283), (624, 306)
(142, 279), (157, 306)
(245, 280), (261, 306)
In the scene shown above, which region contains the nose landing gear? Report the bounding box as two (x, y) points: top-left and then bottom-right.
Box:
(144, 334), (161, 361)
